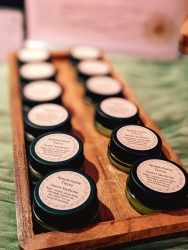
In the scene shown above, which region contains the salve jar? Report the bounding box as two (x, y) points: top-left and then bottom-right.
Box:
(19, 62), (57, 84)
(95, 97), (139, 137)
(85, 76), (123, 107)
(108, 125), (162, 173)
(22, 80), (62, 112)
(33, 169), (99, 232)
(24, 103), (71, 144)
(17, 48), (51, 66)
(70, 44), (102, 66)
(126, 158), (188, 214)
(77, 60), (111, 84)
(29, 132), (85, 184)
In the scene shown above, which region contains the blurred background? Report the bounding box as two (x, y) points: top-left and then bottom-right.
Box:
(0, 0), (188, 64)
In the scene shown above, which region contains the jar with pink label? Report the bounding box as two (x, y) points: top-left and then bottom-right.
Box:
(33, 169), (99, 232)
(126, 158), (188, 214)
(19, 62), (57, 84)
(22, 80), (62, 112)
(108, 124), (162, 173)
(95, 97), (139, 137)
(70, 44), (102, 66)
(77, 60), (111, 84)
(24, 103), (71, 144)
(29, 132), (85, 185)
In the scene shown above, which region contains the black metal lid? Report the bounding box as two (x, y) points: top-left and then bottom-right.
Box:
(24, 104), (71, 138)
(17, 48), (51, 66)
(19, 62), (57, 84)
(22, 80), (62, 108)
(95, 97), (139, 130)
(33, 169), (99, 230)
(69, 44), (102, 65)
(29, 132), (85, 175)
(128, 157), (188, 210)
(109, 125), (162, 165)
(85, 76), (123, 103)
(77, 60), (111, 82)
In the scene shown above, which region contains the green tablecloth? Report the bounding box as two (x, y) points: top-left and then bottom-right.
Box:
(1, 55), (188, 249)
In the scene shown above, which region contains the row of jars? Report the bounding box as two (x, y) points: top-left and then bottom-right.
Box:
(17, 45), (188, 233)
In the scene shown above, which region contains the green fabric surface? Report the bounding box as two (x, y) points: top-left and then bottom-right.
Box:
(1, 55), (188, 249)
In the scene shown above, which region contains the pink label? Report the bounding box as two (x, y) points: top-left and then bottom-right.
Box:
(39, 171), (91, 210)
(71, 45), (101, 60)
(78, 61), (110, 75)
(28, 104), (68, 126)
(86, 76), (122, 95)
(35, 134), (79, 162)
(100, 97), (137, 117)
(19, 62), (55, 79)
(18, 48), (50, 62)
(137, 159), (186, 193)
(23, 81), (62, 101)
(117, 125), (158, 150)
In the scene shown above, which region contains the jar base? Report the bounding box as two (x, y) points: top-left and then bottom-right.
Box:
(108, 149), (131, 173)
(95, 121), (112, 138)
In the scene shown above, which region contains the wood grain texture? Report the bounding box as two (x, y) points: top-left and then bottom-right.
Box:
(9, 52), (188, 250)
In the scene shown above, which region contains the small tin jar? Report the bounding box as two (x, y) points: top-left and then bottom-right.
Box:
(19, 62), (56, 84)
(70, 44), (102, 66)
(33, 169), (99, 232)
(77, 60), (111, 84)
(22, 80), (62, 112)
(85, 76), (123, 107)
(24, 103), (71, 144)
(108, 125), (162, 173)
(95, 97), (139, 137)
(17, 48), (51, 66)
(29, 132), (85, 184)
(126, 158), (188, 214)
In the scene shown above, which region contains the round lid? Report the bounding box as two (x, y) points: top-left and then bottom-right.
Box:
(17, 48), (50, 63)
(24, 104), (71, 137)
(70, 45), (102, 62)
(128, 158), (188, 210)
(33, 169), (98, 229)
(78, 60), (111, 78)
(109, 125), (162, 164)
(29, 132), (85, 175)
(22, 80), (62, 106)
(19, 62), (56, 81)
(95, 97), (139, 129)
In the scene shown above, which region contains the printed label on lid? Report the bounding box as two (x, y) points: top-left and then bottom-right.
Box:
(18, 49), (50, 62)
(137, 159), (186, 193)
(28, 104), (68, 126)
(101, 98), (137, 117)
(71, 45), (101, 60)
(23, 81), (62, 101)
(39, 171), (91, 210)
(87, 76), (122, 95)
(78, 61), (110, 75)
(35, 134), (79, 162)
(117, 125), (158, 150)
(20, 62), (55, 79)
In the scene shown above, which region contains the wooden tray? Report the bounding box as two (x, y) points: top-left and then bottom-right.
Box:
(9, 51), (188, 250)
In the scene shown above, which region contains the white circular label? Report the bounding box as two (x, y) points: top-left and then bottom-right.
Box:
(137, 159), (186, 193)
(86, 76), (122, 95)
(39, 171), (91, 210)
(18, 48), (50, 62)
(35, 134), (79, 162)
(100, 97), (137, 117)
(19, 62), (56, 80)
(71, 45), (101, 60)
(78, 61), (111, 76)
(23, 81), (62, 101)
(117, 125), (158, 150)
(28, 104), (68, 126)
